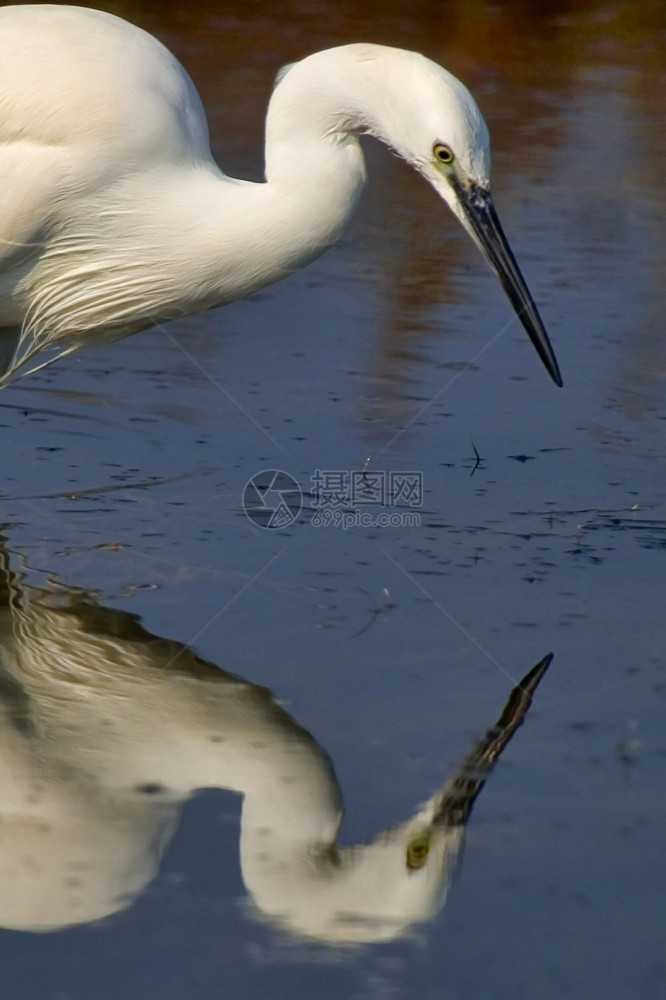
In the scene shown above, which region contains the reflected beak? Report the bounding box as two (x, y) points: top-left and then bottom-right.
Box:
(452, 179), (562, 387)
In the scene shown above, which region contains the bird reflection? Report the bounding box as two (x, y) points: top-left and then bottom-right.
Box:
(0, 541), (550, 943)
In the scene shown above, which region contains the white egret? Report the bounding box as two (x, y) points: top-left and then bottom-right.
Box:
(0, 5), (562, 388)
(0, 540), (551, 941)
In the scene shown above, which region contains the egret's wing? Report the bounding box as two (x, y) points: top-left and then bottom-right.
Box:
(0, 143), (59, 272)
(0, 5), (218, 386)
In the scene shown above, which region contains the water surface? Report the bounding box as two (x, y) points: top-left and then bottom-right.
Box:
(0, 2), (664, 998)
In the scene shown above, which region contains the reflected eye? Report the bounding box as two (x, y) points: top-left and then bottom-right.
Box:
(406, 834), (430, 870)
(433, 143), (455, 165)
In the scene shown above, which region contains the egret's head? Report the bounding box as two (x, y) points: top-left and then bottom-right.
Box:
(359, 47), (492, 195)
(333, 45), (562, 386)
(243, 807), (464, 945)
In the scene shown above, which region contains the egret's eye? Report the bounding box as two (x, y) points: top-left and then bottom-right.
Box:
(433, 143), (455, 165)
(406, 834), (430, 870)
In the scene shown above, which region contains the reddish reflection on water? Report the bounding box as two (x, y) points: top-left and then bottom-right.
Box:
(99, 0), (663, 421)
(9, 0), (663, 422)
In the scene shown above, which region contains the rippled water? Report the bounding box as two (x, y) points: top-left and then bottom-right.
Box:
(1, 2), (665, 998)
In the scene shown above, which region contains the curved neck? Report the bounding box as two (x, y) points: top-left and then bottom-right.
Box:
(17, 48), (379, 364)
(165, 51), (377, 306)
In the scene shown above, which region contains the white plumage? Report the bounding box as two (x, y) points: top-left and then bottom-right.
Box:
(0, 5), (561, 386)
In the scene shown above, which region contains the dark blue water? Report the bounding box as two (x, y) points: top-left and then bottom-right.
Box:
(0, 2), (664, 998)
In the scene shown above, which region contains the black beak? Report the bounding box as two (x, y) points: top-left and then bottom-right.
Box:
(433, 653), (553, 827)
(454, 179), (562, 387)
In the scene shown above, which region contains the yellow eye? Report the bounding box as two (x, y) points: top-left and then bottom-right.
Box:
(406, 834), (431, 870)
(433, 143), (455, 165)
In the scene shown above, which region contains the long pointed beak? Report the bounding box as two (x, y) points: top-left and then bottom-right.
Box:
(453, 179), (562, 387)
(433, 652), (553, 827)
